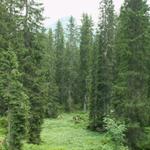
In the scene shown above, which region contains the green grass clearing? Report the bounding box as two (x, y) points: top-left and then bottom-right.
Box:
(23, 112), (124, 150)
(0, 113), (128, 150)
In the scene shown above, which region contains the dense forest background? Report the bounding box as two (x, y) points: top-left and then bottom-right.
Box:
(0, 0), (150, 150)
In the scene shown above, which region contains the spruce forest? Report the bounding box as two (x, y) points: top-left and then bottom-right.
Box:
(0, 0), (150, 150)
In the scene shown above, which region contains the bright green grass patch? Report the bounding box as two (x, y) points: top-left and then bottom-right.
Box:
(0, 113), (148, 150)
(0, 113), (127, 150)
(23, 113), (115, 150)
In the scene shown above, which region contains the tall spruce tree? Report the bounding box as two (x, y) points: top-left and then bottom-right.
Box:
(42, 29), (59, 118)
(1, 49), (29, 150)
(0, 2), (29, 149)
(89, 31), (99, 129)
(79, 14), (93, 111)
(0, 1), (10, 116)
(114, 0), (150, 149)
(54, 20), (65, 105)
(64, 16), (80, 111)
(89, 0), (115, 130)
(21, 0), (45, 144)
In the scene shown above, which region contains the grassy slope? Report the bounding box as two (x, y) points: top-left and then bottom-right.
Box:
(23, 112), (114, 150)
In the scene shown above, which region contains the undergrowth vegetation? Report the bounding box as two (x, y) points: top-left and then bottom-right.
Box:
(22, 112), (128, 150)
(0, 113), (128, 150)
(1, 113), (150, 150)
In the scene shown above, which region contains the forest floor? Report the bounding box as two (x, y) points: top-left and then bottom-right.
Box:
(0, 113), (149, 150)
(23, 112), (115, 150)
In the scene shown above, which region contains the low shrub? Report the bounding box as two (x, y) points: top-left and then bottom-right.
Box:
(104, 117), (128, 150)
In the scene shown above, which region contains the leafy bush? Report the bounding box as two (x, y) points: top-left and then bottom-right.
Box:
(104, 117), (128, 150)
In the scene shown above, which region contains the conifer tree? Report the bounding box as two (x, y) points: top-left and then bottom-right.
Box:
(1, 49), (29, 150)
(54, 20), (65, 104)
(64, 16), (80, 111)
(79, 14), (93, 111)
(0, 1), (10, 116)
(0, 2), (29, 149)
(21, 0), (45, 144)
(42, 29), (59, 118)
(89, 32), (99, 129)
(114, 0), (150, 149)
(89, 0), (115, 130)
